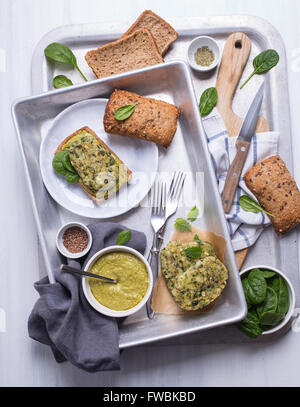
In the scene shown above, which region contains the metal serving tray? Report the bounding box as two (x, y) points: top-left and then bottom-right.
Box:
(13, 61), (247, 348)
(16, 15), (300, 345)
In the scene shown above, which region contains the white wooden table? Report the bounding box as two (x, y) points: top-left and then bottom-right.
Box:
(1, 0), (300, 387)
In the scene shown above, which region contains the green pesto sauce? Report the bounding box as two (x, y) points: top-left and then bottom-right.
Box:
(89, 252), (149, 311)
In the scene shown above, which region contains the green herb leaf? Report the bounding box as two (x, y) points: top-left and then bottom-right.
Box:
(184, 246), (203, 259)
(242, 278), (253, 309)
(257, 287), (278, 321)
(199, 87), (218, 117)
(44, 42), (88, 81)
(259, 269), (276, 279)
(116, 230), (132, 245)
(240, 49), (279, 89)
(174, 218), (192, 232)
(62, 152), (76, 174)
(269, 276), (290, 315)
(246, 269), (267, 305)
(237, 310), (262, 338)
(65, 172), (79, 183)
(259, 312), (285, 327)
(194, 234), (203, 245)
(114, 104), (137, 121)
(239, 195), (275, 218)
(187, 205), (199, 222)
(52, 151), (70, 175)
(53, 75), (73, 88)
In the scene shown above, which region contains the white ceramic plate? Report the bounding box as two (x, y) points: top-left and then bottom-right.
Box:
(39, 99), (158, 218)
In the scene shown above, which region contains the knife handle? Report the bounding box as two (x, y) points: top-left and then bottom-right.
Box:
(222, 139), (250, 213)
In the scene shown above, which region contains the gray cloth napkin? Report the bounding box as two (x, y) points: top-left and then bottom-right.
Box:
(28, 222), (147, 372)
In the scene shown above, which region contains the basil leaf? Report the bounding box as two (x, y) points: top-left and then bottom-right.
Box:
(237, 310), (262, 338)
(184, 246), (202, 259)
(62, 152), (77, 174)
(240, 49), (279, 89)
(114, 104), (137, 121)
(116, 230), (132, 245)
(199, 87), (218, 117)
(194, 234), (202, 245)
(246, 269), (267, 305)
(52, 151), (69, 175)
(174, 218), (192, 232)
(44, 42), (88, 81)
(53, 75), (73, 88)
(269, 276), (290, 315)
(239, 195), (275, 217)
(65, 172), (79, 183)
(257, 287), (278, 321)
(187, 205), (199, 222)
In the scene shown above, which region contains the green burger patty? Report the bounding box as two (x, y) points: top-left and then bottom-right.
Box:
(160, 240), (228, 311)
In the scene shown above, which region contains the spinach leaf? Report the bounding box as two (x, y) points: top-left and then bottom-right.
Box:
(52, 151), (79, 183)
(44, 42), (88, 81)
(62, 152), (76, 174)
(199, 87), (218, 117)
(246, 269), (267, 305)
(239, 195), (275, 217)
(185, 246), (202, 259)
(240, 49), (279, 89)
(237, 310), (262, 338)
(52, 151), (70, 175)
(65, 172), (79, 183)
(260, 312), (284, 327)
(257, 287), (278, 320)
(174, 218), (192, 232)
(114, 104), (137, 121)
(116, 230), (132, 245)
(53, 75), (73, 88)
(187, 205), (199, 222)
(260, 269), (276, 279)
(242, 278), (253, 309)
(269, 276), (290, 315)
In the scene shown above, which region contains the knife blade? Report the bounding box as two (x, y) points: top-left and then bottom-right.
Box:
(221, 81), (265, 213)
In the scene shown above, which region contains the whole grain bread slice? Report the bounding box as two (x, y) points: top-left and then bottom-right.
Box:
(85, 28), (164, 79)
(103, 90), (180, 148)
(244, 155), (300, 235)
(122, 10), (178, 55)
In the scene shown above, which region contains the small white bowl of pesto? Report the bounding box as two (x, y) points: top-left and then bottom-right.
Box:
(82, 246), (153, 318)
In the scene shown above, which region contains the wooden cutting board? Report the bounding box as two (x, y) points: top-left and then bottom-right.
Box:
(216, 32), (269, 270)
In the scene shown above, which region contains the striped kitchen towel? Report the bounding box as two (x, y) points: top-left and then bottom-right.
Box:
(202, 111), (279, 251)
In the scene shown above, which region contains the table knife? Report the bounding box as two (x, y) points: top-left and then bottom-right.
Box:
(221, 81), (265, 213)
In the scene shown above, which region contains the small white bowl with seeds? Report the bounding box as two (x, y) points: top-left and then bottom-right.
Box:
(187, 36), (221, 72)
(56, 222), (92, 259)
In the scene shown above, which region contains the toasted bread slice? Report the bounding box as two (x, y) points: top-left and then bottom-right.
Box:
(85, 28), (164, 79)
(122, 10), (178, 55)
(55, 127), (131, 202)
(103, 90), (180, 148)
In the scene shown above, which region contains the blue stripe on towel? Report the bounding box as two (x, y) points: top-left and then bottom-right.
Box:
(237, 227), (251, 247)
(207, 130), (228, 143)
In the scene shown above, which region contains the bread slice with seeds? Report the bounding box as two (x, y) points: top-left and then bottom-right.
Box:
(85, 28), (164, 79)
(122, 10), (178, 55)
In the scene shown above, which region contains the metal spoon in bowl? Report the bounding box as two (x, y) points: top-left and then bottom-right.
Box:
(60, 264), (118, 284)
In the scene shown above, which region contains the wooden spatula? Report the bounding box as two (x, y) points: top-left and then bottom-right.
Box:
(216, 32), (269, 270)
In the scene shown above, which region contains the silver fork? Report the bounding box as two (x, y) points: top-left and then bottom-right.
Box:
(157, 171), (186, 245)
(146, 178), (166, 319)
